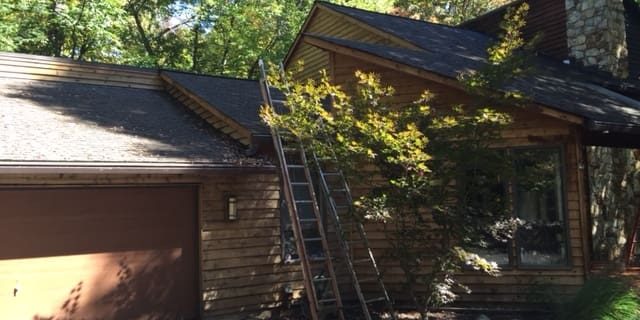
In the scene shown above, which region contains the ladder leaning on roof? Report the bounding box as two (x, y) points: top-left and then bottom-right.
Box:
(258, 59), (396, 320)
(258, 59), (345, 320)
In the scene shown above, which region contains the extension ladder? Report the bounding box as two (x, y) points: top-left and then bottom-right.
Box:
(258, 60), (395, 319)
(259, 60), (344, 320)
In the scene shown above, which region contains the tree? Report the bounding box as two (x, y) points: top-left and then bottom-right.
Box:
(393, 0), (510, 25)
(0, 0), (126, 62)
(262, 4), (531, 318)
(0, 0), (394, 77)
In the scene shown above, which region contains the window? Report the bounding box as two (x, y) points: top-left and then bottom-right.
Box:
(464, 147), (568, 267)
(514, 148), (567, 266)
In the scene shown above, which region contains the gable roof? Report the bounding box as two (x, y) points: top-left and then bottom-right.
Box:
(161, 71), (270, 137)
(319, 1), (488, 57)
(0, 53), (270, 169)
(295, 2), (640, 135)
(0, 78), (253, 167)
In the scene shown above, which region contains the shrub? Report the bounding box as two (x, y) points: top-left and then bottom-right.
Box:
(558, 277), (640, 320)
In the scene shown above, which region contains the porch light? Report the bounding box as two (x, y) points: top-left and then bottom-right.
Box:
(226, 195), (238, 221)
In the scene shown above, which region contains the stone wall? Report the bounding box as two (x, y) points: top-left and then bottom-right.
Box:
(565, 0), (629, 78)
(589, 147), (640, 262)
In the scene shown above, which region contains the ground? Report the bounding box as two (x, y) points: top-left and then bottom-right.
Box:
(245, 306), (553, 320)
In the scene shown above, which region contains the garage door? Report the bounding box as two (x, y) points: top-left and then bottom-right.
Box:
(0, 186), (199, 320)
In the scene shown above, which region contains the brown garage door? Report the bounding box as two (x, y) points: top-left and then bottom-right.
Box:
(0, 186), (199, 320)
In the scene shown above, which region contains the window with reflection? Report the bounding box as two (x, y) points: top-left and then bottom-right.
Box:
(460, 147), (568, 268)
(459, 163), (511, 266)
(514, 148), (567, 266)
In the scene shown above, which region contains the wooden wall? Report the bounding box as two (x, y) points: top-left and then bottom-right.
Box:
(330, 53), (588, 304)
(0, 171), (302, 319)
(0, 52), (163, 90)
(287, 5), (415, 81)
(461, 0), (569, 60)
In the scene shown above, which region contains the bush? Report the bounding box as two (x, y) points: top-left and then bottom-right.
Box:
(558, 277), (640, 320)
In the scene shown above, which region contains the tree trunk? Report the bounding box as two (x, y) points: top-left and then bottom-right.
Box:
(588, 147), (640, 263)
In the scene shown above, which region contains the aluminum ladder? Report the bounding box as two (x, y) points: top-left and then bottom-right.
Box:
(258, 60), (345, 320)
(311, 136), (397, 320)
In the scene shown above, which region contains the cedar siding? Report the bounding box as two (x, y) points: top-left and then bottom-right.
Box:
(461, 0), (569, 60)
(330, 53), (587, 303)
(284, 3), (595, 304)
(286, 4), (418, 81)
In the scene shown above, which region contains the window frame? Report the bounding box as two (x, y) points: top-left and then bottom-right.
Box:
(509, 145), (572, 270)
(462, 144), (572, 270)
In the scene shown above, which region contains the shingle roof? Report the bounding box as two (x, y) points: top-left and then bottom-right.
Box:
(320, 1), (489, 58)
(161, 71), (271, 136)
(309, 34), (640, 132)
(309, 2), (640, 133)
(0, 77), (252, 165)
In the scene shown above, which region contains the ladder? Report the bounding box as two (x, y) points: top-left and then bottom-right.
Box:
(259, 60), (396, 319)
(311, 136), (396, 320)
(258, 60), (345, 320)
(625, 208), (640, 268)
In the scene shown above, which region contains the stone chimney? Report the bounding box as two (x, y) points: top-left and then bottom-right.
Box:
(565, 0), (629, 78)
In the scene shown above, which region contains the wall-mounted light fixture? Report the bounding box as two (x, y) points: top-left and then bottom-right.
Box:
(225, 195), (237, 221)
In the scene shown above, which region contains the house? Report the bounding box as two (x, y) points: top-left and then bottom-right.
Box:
(0, 52), (299, 319)
(1, 0), (640, 319)
(284, 0), (640, 308)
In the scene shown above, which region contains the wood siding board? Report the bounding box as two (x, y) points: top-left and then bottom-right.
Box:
(0, 71), (162, 90)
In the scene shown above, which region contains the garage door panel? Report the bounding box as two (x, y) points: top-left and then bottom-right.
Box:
(0, 186), (198, 320)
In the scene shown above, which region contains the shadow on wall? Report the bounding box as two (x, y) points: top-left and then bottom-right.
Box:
(32, 251), (196, 320)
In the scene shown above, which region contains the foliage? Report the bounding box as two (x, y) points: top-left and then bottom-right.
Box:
(0, 0), (126, 62)
(0, 0), (393, 77)
(393, 0), (510, 25)
(461, 3), (535, 103)
(558, 277), (640, 320)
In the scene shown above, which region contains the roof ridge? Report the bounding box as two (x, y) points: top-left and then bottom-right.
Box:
(317, 0), (477, 32)
(160, 68), (258, 83)
(316, 1), (494, 50)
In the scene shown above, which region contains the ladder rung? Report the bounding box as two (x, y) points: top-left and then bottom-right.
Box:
(282, 147), (299, 153)
(323, 172), (341, 176)
(291, 182), (309, 186)
(365, 297), (386, 304)
(331, 188), (348, 193)
(287, 164), (305, 169)
(309, 257), (327, 262)
(318, 298), (337, 304)
(353, 258), (371, 264)
(312, 277), (332, 282)
(296, 200), (313, 204)
(272, 99), (287, 104)
(304, 237), (322, 242)
(359, 277), (379, 283)
(299, 218), (317, 223)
